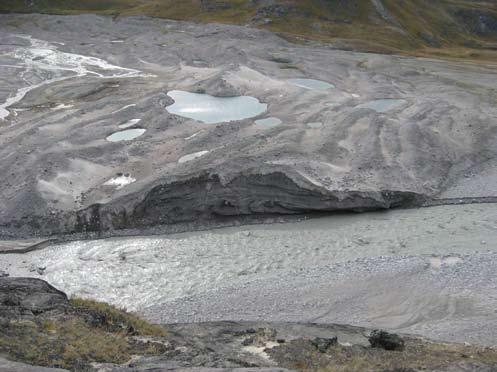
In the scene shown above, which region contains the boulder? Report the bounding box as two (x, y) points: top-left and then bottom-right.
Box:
(368, 330), (405, 351)
(0, 277), (68, 318)
(311, 337), (338, 353)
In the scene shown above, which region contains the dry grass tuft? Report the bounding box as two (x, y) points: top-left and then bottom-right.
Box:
(0, 297), (167, 370)
(69, 297), (167, 337)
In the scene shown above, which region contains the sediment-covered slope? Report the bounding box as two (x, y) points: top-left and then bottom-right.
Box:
(0, 14), (496, 237)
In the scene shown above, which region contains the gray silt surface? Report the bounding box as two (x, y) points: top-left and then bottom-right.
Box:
(3, 203), (497, 345)
(0, 14), (496, 235)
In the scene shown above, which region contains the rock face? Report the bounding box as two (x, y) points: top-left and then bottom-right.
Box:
(368, 330), (405, 351)
(0, 171), (425, 238)
(455, 9), (497, 37)
(73, 171), (423, 235)
(0, 277), (68, 319)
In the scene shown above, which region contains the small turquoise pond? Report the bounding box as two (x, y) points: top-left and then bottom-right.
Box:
(166, 90), (267, 124)
(288, 78), (335, 90)
(106, 128), (146, 142)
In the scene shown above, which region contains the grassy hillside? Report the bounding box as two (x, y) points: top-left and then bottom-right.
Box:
(1, 0), (497, 60)
(0, 297), (167, 370)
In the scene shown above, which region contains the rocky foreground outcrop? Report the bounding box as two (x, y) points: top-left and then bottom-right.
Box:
(1, 277), (497, 371)
(0, 277), (68, 318)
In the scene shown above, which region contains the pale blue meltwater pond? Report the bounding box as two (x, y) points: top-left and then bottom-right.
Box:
(288, 78), (335, 90)
(166, 90), (267, 124)
(106, 128), (146, 142)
